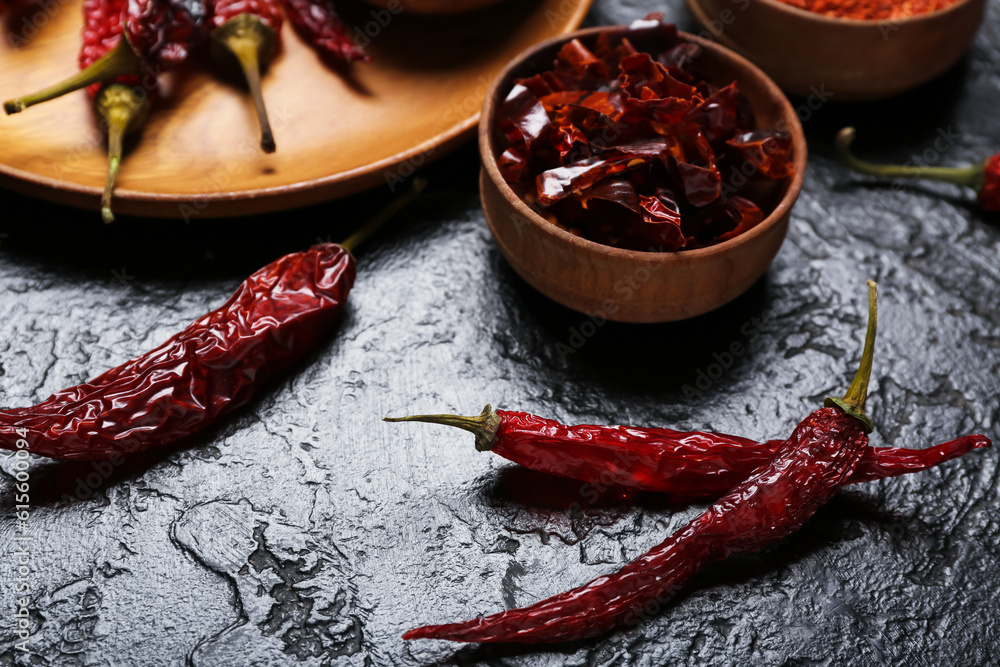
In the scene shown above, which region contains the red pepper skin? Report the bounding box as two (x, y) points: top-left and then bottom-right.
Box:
(978, 154), (1000, 211)
(278, 0), (368, 63)
(124, 0), (207, 66)
(82, 0), (142, 97)
(491, 410), (990, 500)
(404, 408), (868, 644)
(208, 0), (282, 31)
(0, 244), (354, 461)
(82, 0), (128, 69)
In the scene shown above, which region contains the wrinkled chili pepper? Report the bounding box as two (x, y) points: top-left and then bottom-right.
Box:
(777, 0), (957, 21)
(8, 0), (151, 223)
(836, 127), (1000, 212)
(208, 0), (284, 152)
(494, 17), (794, 252)
(3, 0), (206, 222)
(402, 282), (977, 644)
(278, 0), (368, 63)
(0, 180), (425, 461)
(385, 406), (989, 502)
(4, 0), (205, 114)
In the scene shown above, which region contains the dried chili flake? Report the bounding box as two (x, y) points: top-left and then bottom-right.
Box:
(727, 131), (796, 180)
(494, 17), (794, 252)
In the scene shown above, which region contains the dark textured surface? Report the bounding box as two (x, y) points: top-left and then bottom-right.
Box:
(1, 0), (999, 664)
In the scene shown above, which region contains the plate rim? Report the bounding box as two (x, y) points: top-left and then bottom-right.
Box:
(0, 0), (594, 219)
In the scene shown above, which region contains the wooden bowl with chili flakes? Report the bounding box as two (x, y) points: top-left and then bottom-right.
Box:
(478, 23), (806, 323)
(686, 0), (985, 100)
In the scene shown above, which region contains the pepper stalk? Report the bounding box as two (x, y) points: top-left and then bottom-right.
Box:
(340, 177), (428, 255)
(836, 127), (1000, 211)
(95, 84), (150, 224)
(824, 279), (877, 432)
(3, 38), (143, 115)
(211, 13), (278, 153)
(384, 405), (502, 452)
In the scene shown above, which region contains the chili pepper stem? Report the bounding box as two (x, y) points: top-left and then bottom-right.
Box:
(95, 84), (150, 224)
(836, 127), (984, 189)
(340, 178), (428, 254)
(824, 280), (877, 432)
(211, 14), (278, 153)
(3, 39), (142, 115)
(384, 404), (501, 452)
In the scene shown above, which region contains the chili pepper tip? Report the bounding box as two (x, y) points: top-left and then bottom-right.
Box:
(824, 279), (877, 432)
(384, 404), (501, 452)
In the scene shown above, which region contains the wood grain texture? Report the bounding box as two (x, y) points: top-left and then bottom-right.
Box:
(0, 0), (591, 218)
(480, 29), (807, 323)
(686, 0), (985, 100)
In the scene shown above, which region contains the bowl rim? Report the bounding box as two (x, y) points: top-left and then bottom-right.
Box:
(478, 25), (807, 264)
(749, 0), (978, 27)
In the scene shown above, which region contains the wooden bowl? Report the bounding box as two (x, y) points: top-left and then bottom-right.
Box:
(362, 0), (505, 14)
(479, 27), (806, 323)
(686, 0), (985, 100)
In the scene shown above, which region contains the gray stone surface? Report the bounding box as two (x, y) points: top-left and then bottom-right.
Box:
(1, 0), (999, 664)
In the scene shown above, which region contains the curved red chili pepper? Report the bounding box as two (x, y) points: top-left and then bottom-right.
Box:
(404, 407), (869, 643)
(0, 179), (425, 460)
(278, 0), (368, 63)
(0, 244), (355, 461)
(402, 282), (982, 644)
(385, 407), (990, 502)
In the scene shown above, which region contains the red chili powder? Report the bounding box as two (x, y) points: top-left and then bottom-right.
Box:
(777, 0), (959, 20)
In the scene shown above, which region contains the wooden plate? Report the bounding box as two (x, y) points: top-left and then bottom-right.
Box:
(0, 0), (592, 218)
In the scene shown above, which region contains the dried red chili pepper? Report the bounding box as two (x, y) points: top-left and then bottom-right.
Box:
(0, 180), (425, 461)
(495, 17), (795, 252)
(3, 0), (206, 222)
(4, 0), (205, 115)
(385, 409), (988, 502)
(208, 0), (284, 152)
(124, 0), (206, 65)
(402, 282), (978, 644)
(405, 402), (871, 643)
(777, 0), (957, 21)
(5, 0), (151, 223)
(278, 0), (368, 63)
(836, 127), (1000, 212)
(0, 246), (352, 461)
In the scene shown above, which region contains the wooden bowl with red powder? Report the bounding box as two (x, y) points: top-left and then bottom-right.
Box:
(686, 0), (985, 100)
